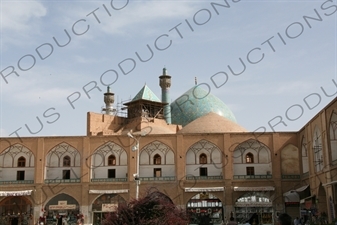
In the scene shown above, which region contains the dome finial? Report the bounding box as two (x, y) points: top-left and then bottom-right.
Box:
(195, 77), (197, 85)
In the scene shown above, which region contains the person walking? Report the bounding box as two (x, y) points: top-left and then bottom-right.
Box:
(294, 217), (299, 225)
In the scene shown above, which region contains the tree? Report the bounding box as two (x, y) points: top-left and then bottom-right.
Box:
(102, 189), (189, 225)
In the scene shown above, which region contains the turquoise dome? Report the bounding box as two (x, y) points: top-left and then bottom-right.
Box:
(170, 86), (236, 126)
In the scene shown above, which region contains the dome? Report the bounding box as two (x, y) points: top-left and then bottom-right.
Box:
(178, 112), (247, 133)
(170, 86), (237, 126)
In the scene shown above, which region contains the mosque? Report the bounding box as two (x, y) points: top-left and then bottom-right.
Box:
(0, 68), (336, 225)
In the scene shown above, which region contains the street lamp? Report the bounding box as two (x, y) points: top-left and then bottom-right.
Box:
(127, 131), (140, 200)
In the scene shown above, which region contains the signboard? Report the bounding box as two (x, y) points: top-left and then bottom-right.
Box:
(102, 204), (117, 212)
(235, 202), (272, 207)
(234, 186), (275, 191)
(49, 204), (76, 210)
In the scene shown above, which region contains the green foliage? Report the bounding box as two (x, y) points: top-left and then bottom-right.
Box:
(101, 189), (189, 225)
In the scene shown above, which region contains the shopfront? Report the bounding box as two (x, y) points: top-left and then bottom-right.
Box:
(234, 187), (274, 225)
(0, 191), (33, 225)
(44, 194), (80, 225)
(185, 187), (224, 225)
(90, 192), (126, 225)
(283, 191), (300, 220)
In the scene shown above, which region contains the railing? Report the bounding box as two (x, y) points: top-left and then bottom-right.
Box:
(139, 176), (175, 181)
(44, 179), (80, 183)
(282, 174), (301, 179)
(233, 175), (272, 179)
(91, 178), (127, 182)
(0, 180), (34, 185)
(186, 176), (223, 180)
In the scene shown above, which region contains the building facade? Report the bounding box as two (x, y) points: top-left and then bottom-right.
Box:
(0, 69), (336, 225)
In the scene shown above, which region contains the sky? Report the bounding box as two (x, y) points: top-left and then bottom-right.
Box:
(0, 0), (336, 138)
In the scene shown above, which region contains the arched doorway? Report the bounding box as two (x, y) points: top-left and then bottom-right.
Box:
(91, 194), (126, 225)
(0, 196), (32, 225)
(186, 192), (223, 225)
(235, 192), (272, 225)
(44, 194), (80, 225)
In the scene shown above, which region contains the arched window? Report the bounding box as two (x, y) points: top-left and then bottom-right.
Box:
(154, 154), (161, 165)
(17, 157), (26, 167)
(108, 155), (116, 166)
(63, 156), (71, 167)
(246, 153), (254, 163)
(200, 154), (207, 164)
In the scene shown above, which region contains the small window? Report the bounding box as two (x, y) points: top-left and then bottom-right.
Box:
(17, 171), (25, 180)
(246, 167), (255, 175)
(63, 170), (70, 179)
(108, 155), (116, 166)
(63, 156), (71, 167)
(17, 157), (26, 167)
(154, 168), (162, 177)
(200, 154), (207, 164)
(154, 154), (161, 165)
(108, 169), (116, 178)
(200, 167), (208, 176)
(246, 153), (254, 163)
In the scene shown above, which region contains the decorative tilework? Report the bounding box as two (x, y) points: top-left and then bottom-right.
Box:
(132, 85), (161, 102)
(170, 85), (236, 126)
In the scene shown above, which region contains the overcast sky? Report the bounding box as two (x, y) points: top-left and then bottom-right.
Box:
(0, 0), (336, 138)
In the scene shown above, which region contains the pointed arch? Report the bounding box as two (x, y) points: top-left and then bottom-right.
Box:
(44, 193), (80, 215)
(93, 141), (127, 167)
(17, 156), (26, 167)
(329, 111), (337, 162)
(301, 136), (309, 174)
(140, 141), (174, 165)
(153, 154), (161, 165)
(186, 192), (223, 223)
(199, 153), (207, 164)
(108, 155), (116, 166)
(90, 142), (128, 180)
(233, 139), (271, 164)
(0, 143), (35, 168)
(45, 143), (81, 181)
(63, 156), (71, 167)
(186, 139), (222, 165)
(245, 152), (254, 163)
(0, 144), (35, 182)
(233, 139), (272, 177)
(0, 196), (32, 216)
(91, 194), (126, 212)
(185, 140), (223, 179)
(313, 126), (323, 172)
(138, 141), (176, 179)
(46, 142), (81, 167)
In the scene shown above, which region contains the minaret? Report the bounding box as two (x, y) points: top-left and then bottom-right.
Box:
(102, 86), (115, 115)
(159, 67), (172, 124)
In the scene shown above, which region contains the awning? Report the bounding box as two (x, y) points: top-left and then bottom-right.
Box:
(295, 185), (309, 192)
(184, 187), (224, 192)
(0, 190), (33, 196)
(234, 186), (275, 191)
(89, 189), (128, 194)
(283, 191), (300, 202)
